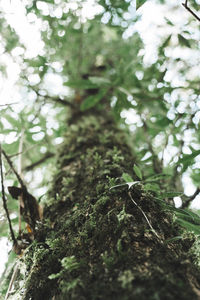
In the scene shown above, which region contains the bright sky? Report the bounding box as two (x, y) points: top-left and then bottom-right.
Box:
(0, 0), (199, 277)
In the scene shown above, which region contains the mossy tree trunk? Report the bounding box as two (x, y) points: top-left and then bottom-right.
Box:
(8, 106), (200, 300)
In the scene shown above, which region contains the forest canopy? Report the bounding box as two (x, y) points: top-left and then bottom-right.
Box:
(0, 0), (200, 292)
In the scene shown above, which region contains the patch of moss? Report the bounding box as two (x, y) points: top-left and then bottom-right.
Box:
(118, 270), (135, 290)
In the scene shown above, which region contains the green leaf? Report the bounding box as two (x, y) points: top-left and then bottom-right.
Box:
(3, 140), (19, 155)
(145, 173), (170, 183)
(48, 273), (60, 280)
(164, 18), (174, 26)
(64, 79), (97, 89)
(177, 150), (200, 172)
(176, 218), (200, 235)
(143, 183), (160, 192)
(160, 35), (172, 49)
(191, 169), (200, 186)
(178, 150), (200, 164)
(160, 192), (183, 198)
(122, 173), (133, 183)
(164, 236), (183, 244)
(175, 209), (200, 225)
(80, 89), (106, 111)
(2, 129), (18, 134)
(178, 34), (190, 48)
(136, 0), (146, 10)
(4, 114), (20, 128)
(155, 116), (171, 128)
(133, 164), (142, 180)
(88, 76), (110, 85)
(118, 87), (132, 97)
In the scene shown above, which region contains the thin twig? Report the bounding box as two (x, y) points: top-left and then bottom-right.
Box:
(5, 260), (20, 300)
(161, 133), (169, 167)
(46, 95), (76, 108)
(160, 114), (181, 167)
(23, 152), (54, 172)
(142, 118), (162, 174)
(182, 0), (200, 22)
(9, 143), (42, 159)
(18, 129), (24, 176)
(182, 188), (200, 208)
(34, 89), (76, 108)
(0, 102), (19, 107)
(128, 191), (161, 240)
(29, 99), (45, 124)
(17, 129), (25, 235)
(0, 145), (17, 245)
(170, 139), (184, 190)
(2, 149), (25, 189)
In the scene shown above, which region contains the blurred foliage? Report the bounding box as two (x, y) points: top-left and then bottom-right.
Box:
(0, 0), (200, 245)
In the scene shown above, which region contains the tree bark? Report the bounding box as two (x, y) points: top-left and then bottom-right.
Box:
(7, 106), (200, 300)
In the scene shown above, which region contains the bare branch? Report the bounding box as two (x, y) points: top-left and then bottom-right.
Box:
(142, 118), (162, 174)
(182, 188), (200, 208)
(0, 145), (17, 245)
(34, 89), (76, 108)
(23, 152), (55, 172)
(49, 96), (76, 108)
(182, 1), (200, 23)
(5, 260), (21, 300)
(17, 129), (25, 235)
(2, 148), (25, 189)
(9, 143), (42, 159)
(0, 102), (19, 107)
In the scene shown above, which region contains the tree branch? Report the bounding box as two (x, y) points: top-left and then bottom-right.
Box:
(2, 149), (25, 189)
(182, 1), (200, 23)
(5, 260), (20, 300)
(9, 143), (44, 159)
(182, 187), (200, 208)
(142, 118), (162, 174)
(0, 102), (19, 107)
(23, 152), (55, 172)
(46, 95), (76, 108)
(34, 90), (76, 108)
(0, 145), (17, 245)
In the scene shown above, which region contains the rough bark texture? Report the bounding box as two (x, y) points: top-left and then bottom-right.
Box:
(6, 107), (200, 299)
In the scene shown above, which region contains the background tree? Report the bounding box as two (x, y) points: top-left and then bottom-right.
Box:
(0, 0), (200, 299)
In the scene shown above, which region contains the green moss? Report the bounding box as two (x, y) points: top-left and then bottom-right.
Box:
(61, 177), (74, 189)
(117, 205), (133, 224)
(98, 131), (112, 144)
(101, 250), (117, 270)
(46, 237), (66, 251)
(93, 152), (103, 167)
(118, 270), (135, 290)
(60, 278), (82, 294)
(106, 175), (117, 188)
(84, 214), (97, 233)
(93, 195), (110, 212)
(95, 182), (105, 194)
(189, 235), (200, 268)
(49, 256), (81, 280)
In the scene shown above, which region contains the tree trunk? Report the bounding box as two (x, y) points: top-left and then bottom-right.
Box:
(7, 106), (200, 300)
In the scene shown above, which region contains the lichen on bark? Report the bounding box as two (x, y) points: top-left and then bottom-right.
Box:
(6, 107), (200, 300)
